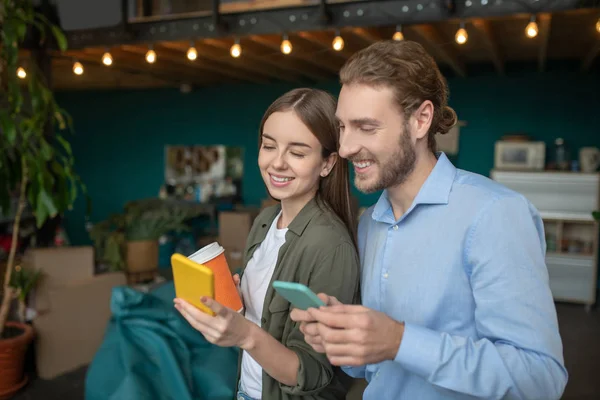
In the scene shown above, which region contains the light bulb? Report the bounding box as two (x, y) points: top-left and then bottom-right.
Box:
(146, 49), (156, 63)
(16, 67), (26, 79)
(526, 21), (539, 38)
(393, 25), (404, 41)
(73, 61), (84, 75)
(332, 35), (344, 51)
(595, 18), (599, 33)
(187, 46), (197, 61)
(455, 28), (468, 45)
(102, 52), (113, 66)
(281, 38), (292, 55)
(230, 43), (241, 58)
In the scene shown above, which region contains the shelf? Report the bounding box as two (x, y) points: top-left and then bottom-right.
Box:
(540, 212), (596, 222)
(546, 252), (595, 261)
(490, 170), (600, 216)
(490, 170), (600, 308)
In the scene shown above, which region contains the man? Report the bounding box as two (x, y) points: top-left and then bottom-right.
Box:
(290, 40), (567, 399)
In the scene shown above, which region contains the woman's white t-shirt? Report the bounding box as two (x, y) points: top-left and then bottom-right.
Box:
(239, 212), (288, 398)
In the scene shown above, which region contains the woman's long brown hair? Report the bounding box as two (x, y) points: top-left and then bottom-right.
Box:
(258, 88), (357, 245)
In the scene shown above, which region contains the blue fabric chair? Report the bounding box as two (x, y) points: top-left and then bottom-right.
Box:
(85, 282), (239, 400)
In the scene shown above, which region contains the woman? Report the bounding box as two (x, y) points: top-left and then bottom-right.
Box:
(174, 88), (360, 400)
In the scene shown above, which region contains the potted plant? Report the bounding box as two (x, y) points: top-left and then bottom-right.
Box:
(0, 0), (85, 397)
(90, 199), (205, 275)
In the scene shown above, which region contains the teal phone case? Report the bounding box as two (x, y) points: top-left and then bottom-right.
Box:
(272, 281), (326, 310)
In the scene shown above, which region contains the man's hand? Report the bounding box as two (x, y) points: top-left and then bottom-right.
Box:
(308, 304), (405, 367)
(290, 293), (341, 353)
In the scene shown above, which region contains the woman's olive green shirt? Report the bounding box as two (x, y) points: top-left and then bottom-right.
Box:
(237, 198), (361, 400)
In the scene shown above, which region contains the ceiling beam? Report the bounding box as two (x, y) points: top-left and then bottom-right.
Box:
(152, 43), (269, 84)
(201, 38), (308, 82)
(409, 25), (467, 78)
(581, 41), (600, 72)
(120, 44), (250, 84)
(52, 51), (186, 86)
(88, 47), (218, 86)
(537, 13), (552, 72)
(237, 39), (332, 82)
(51, 59), (170, 90)
(470, 18), (504, 75)
(248, 34), (340, 74)
(199, 38), (301, 82)
(60, 0), (588, 50)
(159, 40), (286, 83)
(296, 31), (354, 60)
(350, 27), (383, 46)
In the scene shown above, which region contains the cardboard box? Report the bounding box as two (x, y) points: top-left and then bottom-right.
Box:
(218, 210), (259, 271)
(224, 249), (245, 273)
(261, 197), (279, 210)
(24, 246), (126, 379)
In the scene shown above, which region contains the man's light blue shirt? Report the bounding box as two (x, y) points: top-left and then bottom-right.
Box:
(344, 153), (568, 399)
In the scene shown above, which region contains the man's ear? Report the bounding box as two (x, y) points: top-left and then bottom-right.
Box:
(411, 100), (434, 140)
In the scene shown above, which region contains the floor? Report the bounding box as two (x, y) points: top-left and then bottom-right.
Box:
(10, 302), (600, 400)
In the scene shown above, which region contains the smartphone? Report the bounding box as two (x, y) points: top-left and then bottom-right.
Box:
(171, 253), (215, 316)
(272, 281), (326, 310)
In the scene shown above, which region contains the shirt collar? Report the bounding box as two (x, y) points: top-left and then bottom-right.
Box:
(249, 196), (321, 247)
(372, 152), (457, 222)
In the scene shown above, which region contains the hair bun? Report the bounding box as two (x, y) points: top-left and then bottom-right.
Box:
(438, 106), (457, 135)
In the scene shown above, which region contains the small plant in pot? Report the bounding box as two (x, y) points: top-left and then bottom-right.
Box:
(90, 199), (204, 276)
(0, 0), (85, 397)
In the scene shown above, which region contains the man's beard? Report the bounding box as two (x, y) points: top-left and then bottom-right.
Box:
(353, 126), (416, 194)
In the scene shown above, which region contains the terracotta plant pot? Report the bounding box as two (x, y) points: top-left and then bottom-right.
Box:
(0, 321), (34, 400)
(126, 240), (159, 273)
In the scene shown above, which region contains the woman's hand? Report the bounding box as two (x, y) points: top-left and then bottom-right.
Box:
(233, 273), (243, 305)
(174, 296), (256, 350)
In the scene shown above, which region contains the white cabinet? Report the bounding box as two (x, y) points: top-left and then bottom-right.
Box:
(491, 170), (599, 309)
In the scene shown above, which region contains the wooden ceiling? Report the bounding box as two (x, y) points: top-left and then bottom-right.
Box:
(27, 7), (600, 90)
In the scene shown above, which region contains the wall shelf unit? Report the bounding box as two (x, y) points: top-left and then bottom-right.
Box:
(491, 170), (599, 311)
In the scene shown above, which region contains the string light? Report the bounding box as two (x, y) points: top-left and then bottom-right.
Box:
(332, 30), (344, 51)
(595, 17), (599, 33)
(73, 61), (84, 75)
(455, 22), (468, 45)
(230, 38), (242, 58)
(393, 24), (404, 41)
(525, 16), (539, 38)
(186, 41), (197, 61)
(145, 46), (157, 63)
(16, 67), (26, 79)
(102, 51), (113, 66)
(280, 34), (292, 55)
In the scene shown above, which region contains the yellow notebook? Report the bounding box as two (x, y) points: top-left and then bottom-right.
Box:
(171, 253), (215, 316)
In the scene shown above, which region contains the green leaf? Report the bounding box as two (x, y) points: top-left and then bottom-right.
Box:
(54, 110), (66, 130)
(16, 20), (26, 40)
(40, 139), (52, 161)
(36, 189), (58, 227)
(35, 199), (48, 228)
(0, 111), (17, 144)
(50, 25), (68, 51)
(57, 135), (73, 157)
(69, 176), (78, 204)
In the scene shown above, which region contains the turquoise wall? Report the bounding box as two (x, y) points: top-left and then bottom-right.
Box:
(56, 64), (600, 246)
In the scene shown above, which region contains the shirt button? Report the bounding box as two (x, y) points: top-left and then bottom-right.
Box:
(261, 317), (266, 325)
(383, 272), (389, 279)
(393, 225), (398, 230)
